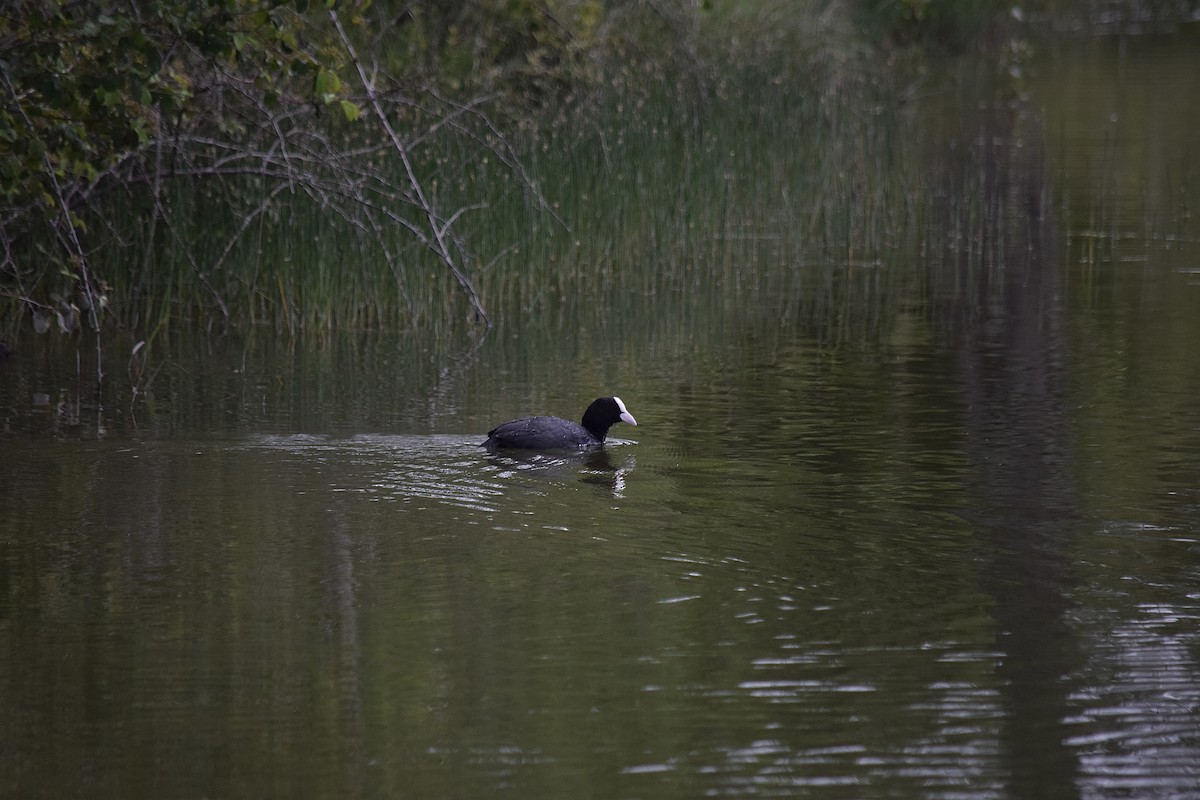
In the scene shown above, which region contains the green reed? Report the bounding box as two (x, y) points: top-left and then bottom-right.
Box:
(61, 2), (949, 344)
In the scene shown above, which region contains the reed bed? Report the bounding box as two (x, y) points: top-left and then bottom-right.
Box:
(5, 0), (1037, 349)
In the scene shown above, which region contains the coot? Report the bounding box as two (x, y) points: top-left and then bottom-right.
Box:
(483, 396), (637, 450)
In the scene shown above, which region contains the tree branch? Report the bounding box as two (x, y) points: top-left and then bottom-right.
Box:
(329, 9), (491, 328)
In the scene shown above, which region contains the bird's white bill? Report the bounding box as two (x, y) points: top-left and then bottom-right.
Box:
(614, 396), (637, 426)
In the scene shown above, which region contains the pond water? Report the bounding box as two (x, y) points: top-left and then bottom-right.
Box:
(4, 28), (1200, 800)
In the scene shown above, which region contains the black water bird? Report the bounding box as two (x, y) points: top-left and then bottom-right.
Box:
(483, 396), (637, 450)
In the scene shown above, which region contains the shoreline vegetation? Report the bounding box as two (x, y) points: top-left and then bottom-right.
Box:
(1, 1), (1196, 367)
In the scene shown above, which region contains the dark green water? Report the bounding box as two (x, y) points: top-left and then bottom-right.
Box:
(3, 29), (1200, 800)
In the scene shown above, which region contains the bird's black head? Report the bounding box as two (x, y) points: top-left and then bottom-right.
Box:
(580, 396), (637, 442)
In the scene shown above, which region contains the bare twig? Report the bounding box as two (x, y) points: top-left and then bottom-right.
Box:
(329, 9), (492, 328)
(2, 69), (105, 381)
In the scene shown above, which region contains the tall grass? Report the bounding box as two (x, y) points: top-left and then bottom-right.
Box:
(35, 0), (989, 344)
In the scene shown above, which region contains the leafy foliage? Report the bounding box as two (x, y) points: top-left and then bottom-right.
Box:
(0, 0), (1010, 345)
(0, 0), (353, 335)
(0, 0), (634, 340)
(2, 1), (330, 197)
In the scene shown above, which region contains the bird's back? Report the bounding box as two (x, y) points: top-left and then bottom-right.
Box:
(484, 415), (596, 450)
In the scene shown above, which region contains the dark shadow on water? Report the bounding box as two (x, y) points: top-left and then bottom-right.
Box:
(932, 102), (1083, 799)
(323, 499), (366, 795)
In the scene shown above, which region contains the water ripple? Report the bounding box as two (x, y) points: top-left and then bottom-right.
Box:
(240, 433), (638, 512)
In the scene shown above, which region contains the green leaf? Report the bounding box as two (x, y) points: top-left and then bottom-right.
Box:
(339, 100), (360, 122)
(314, 69), (340, 96)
